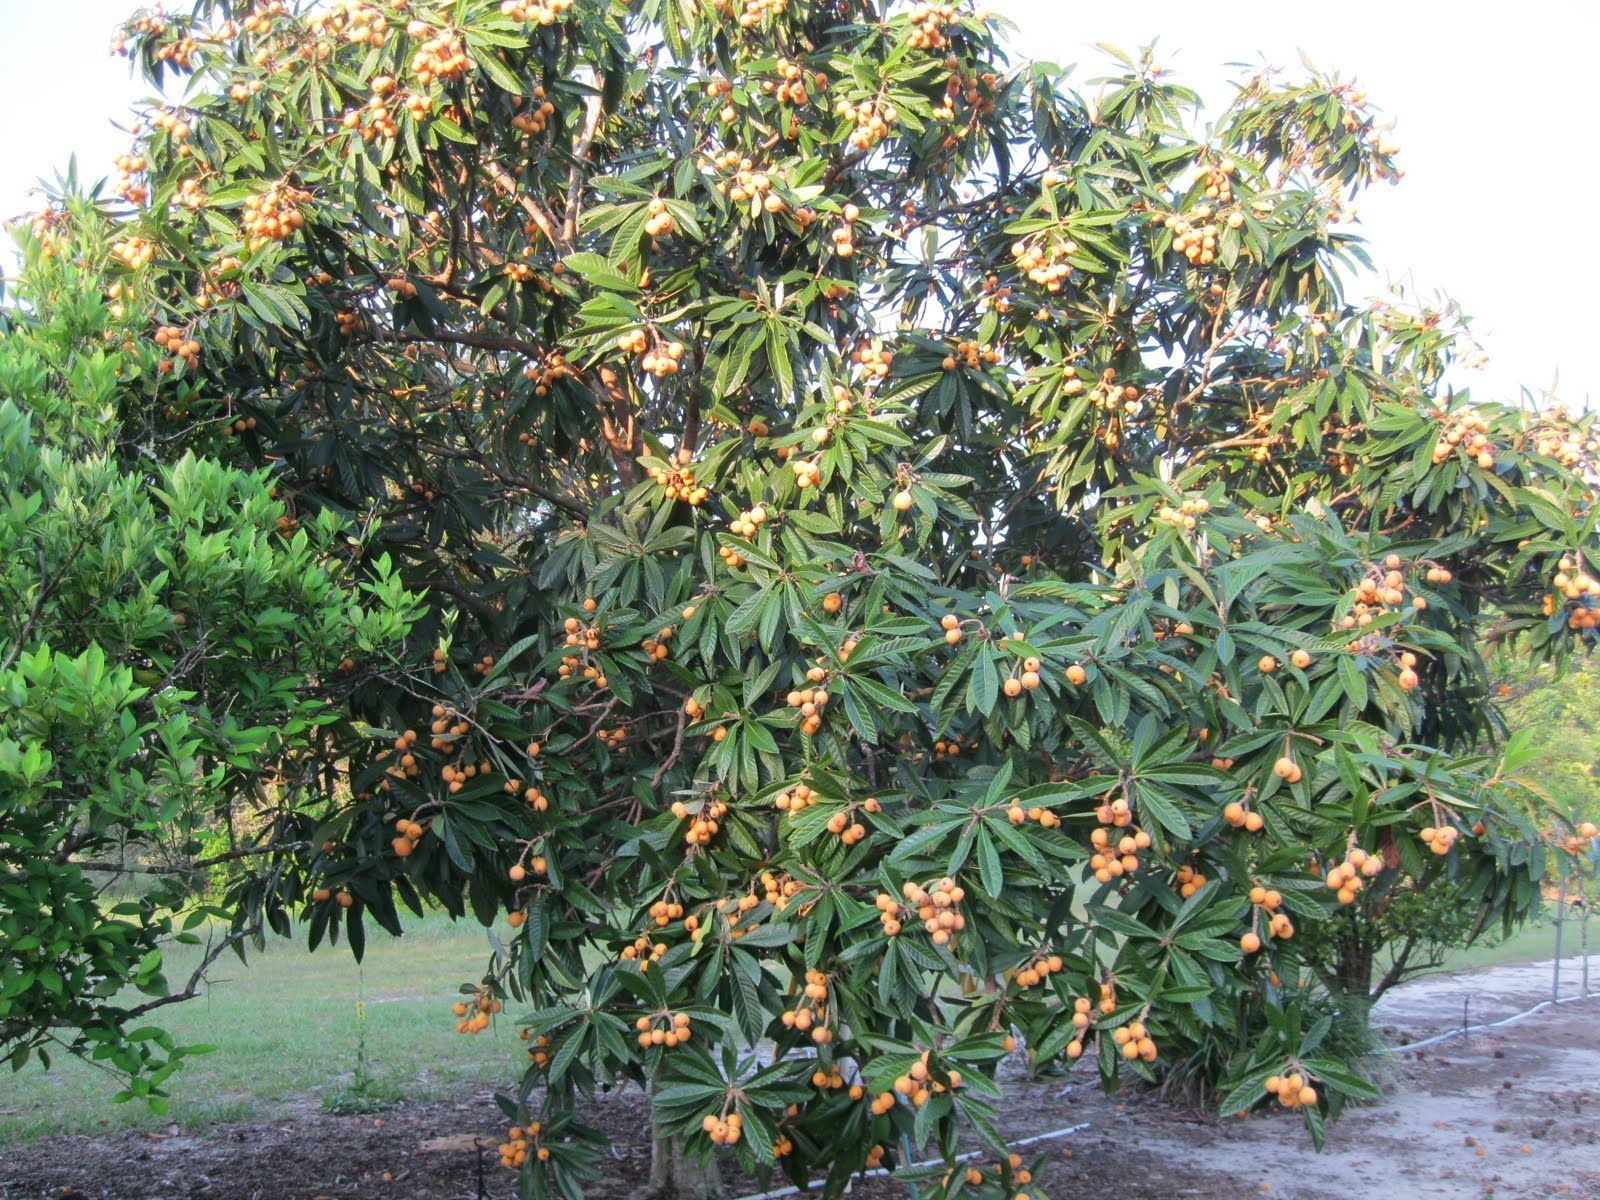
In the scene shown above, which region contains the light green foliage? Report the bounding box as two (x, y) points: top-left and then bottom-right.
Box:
(1498, 660), (1600, 829)
(0, 233), (421, 1104)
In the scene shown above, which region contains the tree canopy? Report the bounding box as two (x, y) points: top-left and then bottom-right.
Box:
(4, 0), (1599, 1192)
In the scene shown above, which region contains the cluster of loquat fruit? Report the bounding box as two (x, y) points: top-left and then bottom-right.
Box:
(714, 0), (788, 27)
(112, 235), (157, 270)
(507, 849), (548, 883)
(905, 2), (959, 49)
(496, 1122), (547, 1170)
(1006, 799), (1061, 829)
(672, 797), (729, 848)
(648, 460), (707, 505)
(1088, 823), (1150, 884)
(635, 1009), (694, 1049)
(1001, 655), (1045, 698)
(1201, 160), (1237, 203)
(522, 351), (574, 397)
(522, 1029), (551, 1066)
(1339, 553), (1440, 637)
(941, 339), (998, 371)
(307, 1), (387, 47)
(850, 337), (894, 382)
(728, 503), (770, 538)
(1156, 495), (1209, 530)
(933, 65), (1000, 122)
(1323, 845), (1383, 903)
(1174, 862), (1207, 897)
(151, 325), (201, 370)
(1062, 984), (1116, 1059)
(1011, 235), (1074, 292)
(700, 1110), (743, 1145)
(374, 724), (423, 789)
(765, 56), (826, 107)
(1239, 886), (1292, 953)
(822, 797), (879, 845)
(757, 870), (805, 911)
(837, 96), (898, 151)
(1531, 411), (1599, 469)
(778, 969), (833, 1043)
(1111, 1019), (1158, 1063)
(500, 0), (574, 24)
(510, 85), (558, 136)
(774, 780), (820, 815)
(893, 1053), (964, 1109)
(647, 898), (686, 928)
(640, 196), (679, 240)
(451, 987), (501, 1034)
(1264, 1070), (1318, 1110)
(113, 152), (149, 205)
(1012, 951), (1065, 989)
(707, 157), (781, 218)
(310, 884), (355, 907)
(1546, 555), (1600, 630)
(1162, 202), (1241, 267)
(787, 453), (824, 492)
(828, 202), (863, 256)
(893, 877), (966, 945)
(1557, 821), (1599, 854)
(1222, 799), (1265, 831)
(1431, 408), (1496, 469)
(620, 932), (668, 968)
(409, 23), (471, 84)
(242, 187), (310, 252)
(785, 674), (831, 735)
(391, 816), (426, 858)
(640, 624), (674, 662)
(1419, 823), (1459, 856)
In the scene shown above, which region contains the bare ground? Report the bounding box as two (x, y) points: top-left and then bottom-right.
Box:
(2, 958), (1596, 1200)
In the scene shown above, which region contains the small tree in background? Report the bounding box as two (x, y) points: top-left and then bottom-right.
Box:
(5, 0), (1600, 1194)
(0, 205), (421, 1101)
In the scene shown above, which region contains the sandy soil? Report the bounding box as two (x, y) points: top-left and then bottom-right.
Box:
(1, 959), (1596, 1200)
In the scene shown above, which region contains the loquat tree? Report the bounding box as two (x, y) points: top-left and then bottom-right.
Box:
(7, 0), (1600, 1195)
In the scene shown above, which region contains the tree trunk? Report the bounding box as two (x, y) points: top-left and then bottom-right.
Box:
(634, 1133), (725, 1200)
(1332, 932), (1377, 1028)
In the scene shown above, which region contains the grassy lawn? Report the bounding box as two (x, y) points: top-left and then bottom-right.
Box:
(1429, 905), (1596, 975)
(0, 913), (518, 1143)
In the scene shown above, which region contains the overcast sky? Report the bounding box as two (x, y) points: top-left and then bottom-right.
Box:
(0, 0), (1591, 406)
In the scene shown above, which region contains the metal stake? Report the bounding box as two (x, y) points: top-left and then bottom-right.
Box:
(1554, 878), (1567, 1004)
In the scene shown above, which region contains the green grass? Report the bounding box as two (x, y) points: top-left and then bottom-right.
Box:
(0, 912), (518, 1142)
(1427, 906), (1595, 975)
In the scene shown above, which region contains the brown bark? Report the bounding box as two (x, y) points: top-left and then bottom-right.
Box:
(635, 1133), (725, 1200)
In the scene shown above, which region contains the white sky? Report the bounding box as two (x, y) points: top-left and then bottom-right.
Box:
(1, 0), (1593, 406)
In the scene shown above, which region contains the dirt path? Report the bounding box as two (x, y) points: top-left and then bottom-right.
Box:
(1, 960), (1596, 1200)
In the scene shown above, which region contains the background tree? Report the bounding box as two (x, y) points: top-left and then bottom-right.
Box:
(6, 0), (1600, 1196)
(0, 200), (421, 1104)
